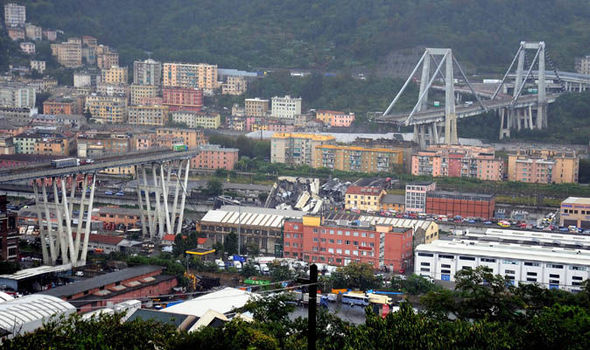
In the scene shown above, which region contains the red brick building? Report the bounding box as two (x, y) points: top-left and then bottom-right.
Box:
(163, 87), (203, 112)
(425, 191), (495, 219)
(41, 265), (177, 312)
(283, 216), (413, 272)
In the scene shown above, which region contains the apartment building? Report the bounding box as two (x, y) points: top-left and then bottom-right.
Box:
(245, 98), (269, 117)
(270, 133), (335, 166)
(133, 59), (162, 86)
(221, 76), (247, 95)
(344, 186), (387, 212)
(271, 95), (302, 119)
(284, 216), (413, 272)
(96, 45), (119, 69)
(129, 84), (159, 105)
(0, 84), (36, 108)
(42, 97), (83, 115)
(316, 110), (355, 127)
(34, 136), (76, 156)
(560, 197), (590, 228)
(4, 3), (26, 27)
(314, 144), (403, 173)
(73, 71), (99, 88)
(7, 27), (24, 41)
(191, 144), (239, 170)
(415, 239), (590, 292)
(85, 94), (128, 124)
(96, 83), (129, 97)
(171, 110), (220, 129)
(405, 182), (436, 213)
(127, 105), (169, 126)
(51, 39), (82, 68)
(575, 56), (590, 75)
(19, 42), (35, 55)
(155, 128), (206, 148)
(77, 133), (130, 157)
(507, 149), (579, 184)
(101, 65), (128, 84)
(162, 87), (203, 112)
(162, 63), (218, 90)
(24, 23), (41, 40)
(43, 29), (57, 41)
(412, 145), (503, 181)
(30, 60), (45, 73)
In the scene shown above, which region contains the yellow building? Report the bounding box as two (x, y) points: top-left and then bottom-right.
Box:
(222, 76), (247, 95)
(156, 128), (207, 148)
(314, 145), (403, 173)
(128, 105), (169, 126)
(51, 39), (82, 68)
(101, 65), (128, 85)
(162, 62), (218, 91)
(270, 133), (335, 166)
(130, 84), (159, 105)
(344, 186), (387, 212)
(170, 110), (220, 129)
(85, 95), (128, 124)
(33, 137), (75, 156)
(560, 197), (590, 228)
(100, 166), (135, 176)
(507, 149), (579, 184)
(245, 98), (269, 117)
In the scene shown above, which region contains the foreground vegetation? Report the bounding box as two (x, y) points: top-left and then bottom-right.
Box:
(4, 267), (590, 349)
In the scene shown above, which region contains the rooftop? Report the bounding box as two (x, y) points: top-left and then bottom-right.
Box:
(72, 233), (125, 246)
(0, 264), (72, 281)
(316, 144), (401, 153)
(200, 205), (305, 228)
(271, 132), (335, 141)
(382, 194), (405, 204)
(162, 287), (255, 317)
(346, 186), (384, 196)
(41, 265), (162, 298)
(416, 239), (590, 266)
(428, 191), (494, 200)
(562, 197), (590, 205)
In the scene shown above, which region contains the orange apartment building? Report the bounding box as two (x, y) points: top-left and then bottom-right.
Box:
(316, 110), (355, 127)
(33, 136), (75, 156)
(412, 145), (503, 181)
(42, 97), (84, 115)
(155, 128), (206, 149)
(191, 144), (239, 170)
(507, 149), (579, 184)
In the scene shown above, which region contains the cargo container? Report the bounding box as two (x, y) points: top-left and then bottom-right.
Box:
(172, 144), (188, 152)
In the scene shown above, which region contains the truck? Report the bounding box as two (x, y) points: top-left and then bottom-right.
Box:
(51, 158), (80, 168)
(172, 144), (188, 152)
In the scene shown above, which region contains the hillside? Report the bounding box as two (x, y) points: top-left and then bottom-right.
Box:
(19, 0), (590, 73)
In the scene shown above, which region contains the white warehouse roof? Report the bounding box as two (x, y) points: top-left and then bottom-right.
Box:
(464, 228), (590, 249)
(359, 215), (436, 232)
(416, 239), (590, 266)
(201, 206), (305, 228)
(0, 294), (76, 338)
(162, 287), (256, 317)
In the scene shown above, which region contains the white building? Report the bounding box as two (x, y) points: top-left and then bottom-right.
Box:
(415, 239), (590, 292)
(19, 41), (35, 55)
(4, 3), (26, 27)
(30, 60), (46, 73)
(404, 182), (436, 213)
(0, 84), (36, 108)
(171, 110), (220, 129)
(133, 59), (162, 86)
(271, 95), (302, 119)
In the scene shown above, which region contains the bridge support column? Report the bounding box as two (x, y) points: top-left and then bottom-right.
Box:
(499, 108), (511, 139)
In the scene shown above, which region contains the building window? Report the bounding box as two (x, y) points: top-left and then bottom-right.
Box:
(418, 252), (434, 257)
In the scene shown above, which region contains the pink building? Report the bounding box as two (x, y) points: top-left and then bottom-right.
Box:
(191, 144), (239, 170)
(316, 110), (355, 127)
(162, 87), (203, 112)
(411, 145), (503, 181)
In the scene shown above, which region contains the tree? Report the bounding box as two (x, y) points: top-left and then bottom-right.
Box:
(240, 262), (259, 278)
(401, 274), (440, 295)
(330, 262), (381, 290)
(205, 179), (223, 196)
(267, 261), (293, 282)
(224, 233), (238, 255)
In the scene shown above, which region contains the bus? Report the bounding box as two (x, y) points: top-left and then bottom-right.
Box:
(342, 292), (369, 307)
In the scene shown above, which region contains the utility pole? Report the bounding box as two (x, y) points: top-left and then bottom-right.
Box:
(308, 264), (318, 350)
(237, 203), (241, 256)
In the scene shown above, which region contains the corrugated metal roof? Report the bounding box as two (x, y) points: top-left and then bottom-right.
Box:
(201, 206), (305, 229)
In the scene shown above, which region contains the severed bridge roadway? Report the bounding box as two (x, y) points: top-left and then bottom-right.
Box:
(0, 149), (200, 183)
(375, 92), (560, 126)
